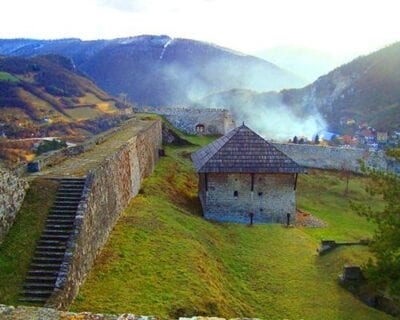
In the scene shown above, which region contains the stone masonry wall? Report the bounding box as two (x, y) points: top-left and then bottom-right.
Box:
(273, 143), (389, 173)
(139, 107), (236, 135)
(0, 168), (28, 243)
(204, 173), (296, 224)
(0, 304), (258, 320)
(47, 120), (162, 309)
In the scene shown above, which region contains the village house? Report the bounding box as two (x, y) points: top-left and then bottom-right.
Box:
(191, 124), (305, 224)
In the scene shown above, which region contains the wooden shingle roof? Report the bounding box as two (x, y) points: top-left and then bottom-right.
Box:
(191, 124), (305, 174)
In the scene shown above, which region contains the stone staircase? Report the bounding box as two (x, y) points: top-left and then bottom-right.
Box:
(20, 177), (86, 304)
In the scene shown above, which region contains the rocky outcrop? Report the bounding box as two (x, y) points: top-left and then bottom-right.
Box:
(0, 168), (28, 243)
(162, 123), (192, 146)
(46, 120), (162, 309)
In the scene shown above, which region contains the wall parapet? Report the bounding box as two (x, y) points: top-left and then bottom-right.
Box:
(46, 120), (162, 309)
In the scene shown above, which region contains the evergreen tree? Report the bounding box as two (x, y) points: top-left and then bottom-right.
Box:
(314, 134), (320, 145)
(293, 136), (298, 144)
(352, 156), (400, 296)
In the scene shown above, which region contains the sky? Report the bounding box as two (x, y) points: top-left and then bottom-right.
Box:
(1, 0), (400, 56)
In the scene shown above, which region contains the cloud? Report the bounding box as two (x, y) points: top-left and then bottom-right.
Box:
(96, 0), (148, 12)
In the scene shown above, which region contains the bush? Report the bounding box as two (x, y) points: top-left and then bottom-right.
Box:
(35, 139), (67, 155)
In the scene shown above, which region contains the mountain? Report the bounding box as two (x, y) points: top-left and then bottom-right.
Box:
(255, 46), (353, 83)
(202, 42), (400, 135)
(0, 36), (306, 106)
(0, 54), (129, 139)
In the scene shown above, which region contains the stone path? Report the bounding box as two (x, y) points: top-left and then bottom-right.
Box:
(31, 119), (153, 177)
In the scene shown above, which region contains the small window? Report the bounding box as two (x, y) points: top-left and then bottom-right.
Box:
(234, 191), (239, 198)
(195, 124), (205, 134)
(258, 192), (263, 197)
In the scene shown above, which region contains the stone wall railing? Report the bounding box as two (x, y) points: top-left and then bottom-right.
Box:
(13, 116), (138, 176)
(138, 106), (230, 114)
(0, 168), (28, 243)
(46, 120), (162, 309)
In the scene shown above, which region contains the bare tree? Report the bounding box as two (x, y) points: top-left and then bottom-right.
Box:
(340, 161), (352, 196)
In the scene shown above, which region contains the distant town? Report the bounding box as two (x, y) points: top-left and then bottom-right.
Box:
(290, 117), (400, 152)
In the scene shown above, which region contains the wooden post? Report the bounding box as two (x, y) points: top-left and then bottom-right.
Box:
(294, 173), (298, 190)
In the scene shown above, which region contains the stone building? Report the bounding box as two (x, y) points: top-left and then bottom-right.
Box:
(191, 124), (305, 224)
(138, 107), (236, 135)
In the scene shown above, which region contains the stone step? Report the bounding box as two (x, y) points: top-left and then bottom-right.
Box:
(35, 251), (65, 257)
(60, 179), (86, 185)
(19, 297), (48, 303)
(46, 221), (74, 227)
(55, 196), (82, 201)
(54, 199), (81, 204)
(37, 240), (66, 246)
(40, 234), (69, 241)
(30, 263), (61, 271)
(32, 257), (64, 264)
(26, 276), (57, 283)
(43, 229), (72, 235)
(27, 270), (59, 277)
(58, 185), (84, 190)
(36, 246), (66, 252)
(47, 217), (75, 221)
(22, 289), (53, 297)
(46, 224), (74, 231)
(49, 210), (77, 214)
(60, 179), (86, 183)
(58, 182), (84, 186)
(48, 210), (76, 214)
(51, 204), (79, 210)
(57, 191), (83, 196)
(23, 283), (54, 290)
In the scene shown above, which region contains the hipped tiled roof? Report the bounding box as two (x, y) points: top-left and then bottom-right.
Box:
(191, 124), (305, 174)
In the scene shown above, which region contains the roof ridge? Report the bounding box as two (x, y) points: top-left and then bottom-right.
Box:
(192, 125), (305, 174)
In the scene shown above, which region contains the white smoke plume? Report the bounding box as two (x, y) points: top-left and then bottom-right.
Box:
(198, 90), (327, 141)
(234, 104), (327, 141)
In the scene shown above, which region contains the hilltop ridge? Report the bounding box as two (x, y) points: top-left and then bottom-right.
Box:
(0, 35), (306, 106)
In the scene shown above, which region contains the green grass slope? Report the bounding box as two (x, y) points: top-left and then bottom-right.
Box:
(0, 179), (58, 304)
(70, 136), (391, 319)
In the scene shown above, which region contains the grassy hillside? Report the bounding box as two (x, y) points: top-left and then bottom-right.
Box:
(0, 55), (132, 165)
(202, 42), (400, 134)
(0, 55), (129, 132)
(70, 135), (390, 319)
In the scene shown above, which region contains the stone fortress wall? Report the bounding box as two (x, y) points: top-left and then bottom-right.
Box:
(272, 143), (395, 173)
(0, 168), (28, 243)
(138, 107), (236, 135)
(47, 120), (162, 309)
